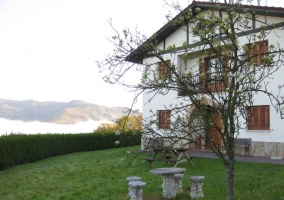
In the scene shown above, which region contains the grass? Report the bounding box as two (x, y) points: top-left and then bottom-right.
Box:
(0, 145), (283, 200)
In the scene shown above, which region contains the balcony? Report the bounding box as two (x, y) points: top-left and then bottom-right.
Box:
(177, 75), (199, 96)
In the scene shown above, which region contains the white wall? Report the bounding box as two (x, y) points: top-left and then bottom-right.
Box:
(165, 28), (187, 48)
(255, 15), (284, 28)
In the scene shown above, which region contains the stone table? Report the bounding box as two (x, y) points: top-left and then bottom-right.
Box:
(149, 167), (186, 199)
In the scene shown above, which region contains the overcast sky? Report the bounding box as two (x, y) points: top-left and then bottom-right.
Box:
(0, 0), (280, 110)
(0, 0), (170, 110)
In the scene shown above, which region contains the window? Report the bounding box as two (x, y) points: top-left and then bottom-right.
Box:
(158, 110), (171, 129)
(247, 41), (268, 66)
(247, 105), (270, 130)
(209, 57), (223, 82)
(158, 61), (171, 79)
(199, 56), (228, 93)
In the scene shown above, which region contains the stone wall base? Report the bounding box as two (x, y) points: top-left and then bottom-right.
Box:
(142, 137), (284, 158)
(235, 141), (284, 158)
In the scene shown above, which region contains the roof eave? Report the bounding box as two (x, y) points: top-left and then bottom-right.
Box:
(126, 2), (284, 64)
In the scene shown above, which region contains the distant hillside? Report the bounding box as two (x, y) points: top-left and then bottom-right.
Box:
(0, 99), (127, 124)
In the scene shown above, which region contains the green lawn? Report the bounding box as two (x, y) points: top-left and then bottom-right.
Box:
(0, 145), (283, 200)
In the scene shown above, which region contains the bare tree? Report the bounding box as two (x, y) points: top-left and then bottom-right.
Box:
(97, 1), (284, 199)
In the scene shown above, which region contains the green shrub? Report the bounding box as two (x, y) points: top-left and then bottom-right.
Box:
(0, 131), (141, 169)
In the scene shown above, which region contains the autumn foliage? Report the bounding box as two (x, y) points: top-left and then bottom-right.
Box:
(93, 114), (142, 133)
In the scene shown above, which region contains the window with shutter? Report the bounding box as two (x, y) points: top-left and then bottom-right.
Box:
(199, 56), (228, 93)
(247, 105), (270, 130)
(158, 110), (171, 129)
(158, 61), (171, 79)
(247, 41), (268, 66)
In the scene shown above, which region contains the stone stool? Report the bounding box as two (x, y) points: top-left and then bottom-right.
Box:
(126, 176), (142, 196)
(127, 176), (142, 182)
(189, 176), (205, 199)
(174, 173), (184, 194)
(128, 181), (146, 200)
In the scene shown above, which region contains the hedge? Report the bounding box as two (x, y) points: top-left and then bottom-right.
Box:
(0, 131), (141, 169)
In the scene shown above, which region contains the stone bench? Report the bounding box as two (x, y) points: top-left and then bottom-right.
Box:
(235, 138), (251, 156)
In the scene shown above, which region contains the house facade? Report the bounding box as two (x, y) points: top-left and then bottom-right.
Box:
(128, 1), (284, 157)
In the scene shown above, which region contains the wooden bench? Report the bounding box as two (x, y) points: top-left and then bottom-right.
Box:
(235, 138), (251, 156)
(145, 149), (179, 167)
(145, 147), (193, 167)
(145, 158), (179, 165)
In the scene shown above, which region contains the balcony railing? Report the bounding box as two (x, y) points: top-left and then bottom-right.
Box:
(177, 75), (199, 96)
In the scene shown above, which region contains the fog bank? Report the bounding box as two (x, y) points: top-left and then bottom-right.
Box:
(0, 118), (109, 135)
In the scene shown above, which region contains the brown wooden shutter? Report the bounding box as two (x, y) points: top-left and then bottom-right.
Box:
(260, 106), (269, 129)
(158, 110), (164, 128)
(222, 55), (229, 91)
(248, 107), (253, 129)
(166, 61), (171, 79)
(248, 105), (269, 130)
(258, 41), (268, 65)
(159, 63), (166, 79)
(248, 43), (255, 66)
(247, 41), (268, 66)
(165, 110), (171, 128)
(158, 110), (171, 129)
(252, 44), (258, 65)
(199, 58), (207, 93)
(253, 107), (259, 129)
(159, 61), (171, 79)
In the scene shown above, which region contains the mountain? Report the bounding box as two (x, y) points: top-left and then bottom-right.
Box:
(0, 99), (128, 124)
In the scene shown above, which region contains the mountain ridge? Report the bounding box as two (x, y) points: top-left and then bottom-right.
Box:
(0, 99), (127, 124)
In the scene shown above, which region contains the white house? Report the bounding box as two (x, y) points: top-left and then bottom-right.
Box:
(127, 1), (284, 157)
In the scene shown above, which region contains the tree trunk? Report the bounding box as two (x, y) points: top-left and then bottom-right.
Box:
(226, 159), (235, 200)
